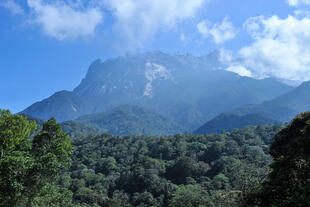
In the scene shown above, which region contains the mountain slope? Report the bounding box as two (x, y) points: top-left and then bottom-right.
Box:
(22, 91), (94, 122)
(194, 113), (275, 134)
(21, 51), (293, 131)
(233, 81), (310, 121)
(75, 105), (185, 136)
(197, 81), (310, 133)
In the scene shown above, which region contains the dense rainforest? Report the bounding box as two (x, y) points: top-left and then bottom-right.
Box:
(1, 109), (310, 207)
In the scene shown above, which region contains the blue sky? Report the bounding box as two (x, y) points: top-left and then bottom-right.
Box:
(0, 0), (309, 112)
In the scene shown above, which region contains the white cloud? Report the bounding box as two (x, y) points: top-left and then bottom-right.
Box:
(0, 0), (24, 15)
(226, 64), (253, 77)
(180, 33), (185, 42)
(239, 14), (310, 83)
(287, 0), (310, 6)
(27, 0), (103, 40)
(197, 17), (237, 44)
(218, 48), (253, 77)
(219, 48), (233, 64)
(102, 0), (207, 48)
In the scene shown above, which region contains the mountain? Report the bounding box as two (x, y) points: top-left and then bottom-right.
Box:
(21, 51), (293, 131)
(239, 81), (310, 121)
(75, 105), (185, 136)
(197, 81), (310, 133)
(194, 113), (275, 134)
(22, 90), (94, 121)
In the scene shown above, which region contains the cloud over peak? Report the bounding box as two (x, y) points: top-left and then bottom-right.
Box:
(2, 0), (207, 44)
(103, 0), (207, 48)
(197, 17), (237, 44)
(237, 14), (310, 83)
(27, 0), (103, 40)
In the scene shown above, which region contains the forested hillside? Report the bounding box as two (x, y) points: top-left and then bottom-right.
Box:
(75, 105), (185, 136)
(69, 124), (282, 207)
(21, 114), (101, 138)
(4, 109), (310, 207)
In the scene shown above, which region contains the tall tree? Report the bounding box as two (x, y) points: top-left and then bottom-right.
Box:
(0, 111), (75, 207)
(0, 110), (37, 206)
(245, 112), (310, 206)
(29, 118), (74, 206)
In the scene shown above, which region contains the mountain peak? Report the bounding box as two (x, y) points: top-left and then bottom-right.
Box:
(22, 50), (293, 131)
(84, 58), (104, 80)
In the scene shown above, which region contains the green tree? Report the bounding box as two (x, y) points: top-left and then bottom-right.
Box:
(168, 185), (213, 207)
(0, 110), (37, 206)
(245, 112), (310, 206)
(0, 111), (75, 207)
(28, 118), (73, 206)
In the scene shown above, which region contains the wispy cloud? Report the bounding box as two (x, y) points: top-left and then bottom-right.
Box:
(219, 48), (253, 77)
(27, 0), (103, 40)
(102, 0), (207, 48)
(197, 17), (237, 44)
(180, 33), (186, 42)
(287, 0), (310, 6)
(0, 0), (24, 15)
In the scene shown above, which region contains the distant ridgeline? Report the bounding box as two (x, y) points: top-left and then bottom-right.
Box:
(197, 81), (310, 134)
(21, 51), (297, 135)
(21, 105), (185, 137)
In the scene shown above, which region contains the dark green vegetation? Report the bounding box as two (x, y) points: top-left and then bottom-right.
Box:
(60, 121), (100, 138)
(75, 105), (185, 136)
(243, 112), (310, 207)
(3, 109), (310, 206)
(0, 110), (74, 207)
(23, 105), (184, 137)
(69, 123), (282, 207)
(21, 114), (100, 138)
(21, 51), (292, 132)
(203, 81), (310, 133)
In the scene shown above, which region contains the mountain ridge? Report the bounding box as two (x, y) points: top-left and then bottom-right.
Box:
(196, 80), (310, 133)
(21, 51), (293, 132)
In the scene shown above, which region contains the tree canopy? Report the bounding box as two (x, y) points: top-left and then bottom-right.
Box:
(0, 111), (74, 207)
(244, 112), (310, 206)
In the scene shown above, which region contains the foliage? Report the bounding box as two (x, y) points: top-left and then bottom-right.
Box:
(244, 112), (310, 206)
(69, 124), (282, 207)
(168, 184), (213, 207)
(0, 111), (74, 207)
(7, 108), (306, 207)
(21, 114), (100, 139)
(60, 121), (100, 138)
